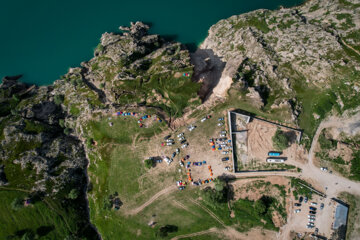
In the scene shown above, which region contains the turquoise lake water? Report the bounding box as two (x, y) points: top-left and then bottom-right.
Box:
(1, 0), (304, 85)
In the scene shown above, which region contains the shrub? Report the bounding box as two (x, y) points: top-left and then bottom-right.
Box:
(21, 231), (35, 240)
(67, 189), (79, 199)
(12, 94), (20, 102)
(11, 197), (24, 210)
(156, 225), (178, 238)
(59, 119), (65, 128)
(99, 83), (105, 89)
(144, 159), (153, 169)
(272, 128), (290, 151)
(54, 95), (64, 105)
(64, 128), (71, 135)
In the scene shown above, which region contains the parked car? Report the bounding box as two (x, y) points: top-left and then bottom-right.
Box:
(221, 151), (229, 155)
(156, 159), (162, 163)
(177, 133), (184, 138)
(178, 186), (185, 190)
(166, 139), (174, 143)
(220, 130), (227, 134)
(222, 157), (230, 161)
(218, 117), (224, 121)
(306, 225), (314, 229)
(309, 211), (316, 214)
(320, 167), (328, 172)
(294, 203), (301, 207)
(311, 202), (317, 206)
(294, 209), (301, 213)
(164, 135), (171, 140)
(181, 143), (189, 148)
(176, 148), (180, 154)
(178, 136), (185, 141)
(309, 206), (317, 211)
(224, 166), (231, 171)
(308, 222), (315, 226)
(180, 140), (187, 144)
(217, 123), (223, 127)
(308, 214), (316, 218)
(172, 152), (176, 158)
(179, 161), (184, 167)
(220, 134), (226, 137)
(166, 142), (174, 146)
(304, 197), (308, 203)
(188, 125), (196, 131)
(315, 228), (319, 234)
(201, 117), (207, 122)
(219, 137), (228, 141)
(299, 196), (303, 203)
(185, 155), (190, 160)
(320, 203), (324, 210)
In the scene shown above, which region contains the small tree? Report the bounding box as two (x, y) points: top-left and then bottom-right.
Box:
(99, 83), (105, 89)
(254, 199), (266, 215)
(144, 159), (153, 169)
(86, 138), (94, 148)
(272, 128), (289, 151)
(11, 197), (24, 210)
(67, 189), (79, 199)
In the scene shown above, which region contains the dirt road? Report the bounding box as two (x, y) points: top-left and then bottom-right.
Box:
(128, 185), (177, 215)
(171, 228), (218, 240)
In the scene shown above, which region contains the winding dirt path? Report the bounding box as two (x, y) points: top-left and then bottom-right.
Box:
(189, 198), (226, 227)
(127, 185), (177, 215)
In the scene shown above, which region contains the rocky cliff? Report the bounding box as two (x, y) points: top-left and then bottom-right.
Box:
(193, 0), (360, 136)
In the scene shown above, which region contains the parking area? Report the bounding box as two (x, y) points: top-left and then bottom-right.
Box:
(288, 194), (336, 238)
(145, 113), (233, 187)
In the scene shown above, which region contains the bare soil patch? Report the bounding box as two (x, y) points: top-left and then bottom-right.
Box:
(247, 119), (300, 164)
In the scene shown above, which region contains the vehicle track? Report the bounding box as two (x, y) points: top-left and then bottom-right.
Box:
(128, 185), (177, 215)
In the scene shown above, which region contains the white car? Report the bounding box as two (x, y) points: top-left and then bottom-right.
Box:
(188, 125), (196, 131)
(311, 202), (317, 206)
(166, 139), (174, 143)
(178, 136), (185, 141)
(224, 166), (231, 171)
(177, 132), (184, 138)
(294, 209), (301, 213)
(217, 122), (223, 127)
(220, 130), (227, 134)
(320, 167), (328, 172)
(201, 117), (207, 122)
(221, 151), (229, 155)
(166, 142), (174, 146)
(220, 134), (226, 137)
(181, 143), (189, 148)
(176, 148), (180, 153)
(164, 157), (172, 165)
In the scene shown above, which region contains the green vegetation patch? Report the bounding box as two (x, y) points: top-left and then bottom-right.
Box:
(0, 190), (69, 239)
(290, 178), (313, 200)
(23, 120), (49, 134)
